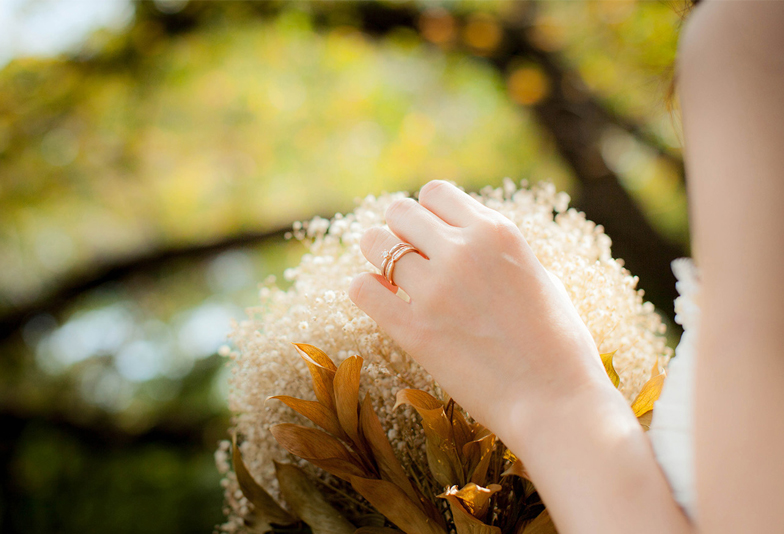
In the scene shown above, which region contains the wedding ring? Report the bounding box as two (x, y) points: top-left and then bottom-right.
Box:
(380, 242), (420, 287)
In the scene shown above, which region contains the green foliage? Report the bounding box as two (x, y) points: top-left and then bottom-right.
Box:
(6, 424), (222, 533)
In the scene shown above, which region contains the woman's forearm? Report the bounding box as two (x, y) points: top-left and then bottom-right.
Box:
(506, 381), (693, 534)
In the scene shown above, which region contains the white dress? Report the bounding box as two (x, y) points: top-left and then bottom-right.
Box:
(648, 258), (700, 520)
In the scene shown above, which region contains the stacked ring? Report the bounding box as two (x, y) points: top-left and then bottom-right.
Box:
(380, 242), (421, 287)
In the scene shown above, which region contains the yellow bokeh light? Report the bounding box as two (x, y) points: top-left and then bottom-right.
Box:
(528, 15), (568, 52)
(419, 8), (456, 45)
(508, 65), (550, 106)
(463, 13), (502, 53)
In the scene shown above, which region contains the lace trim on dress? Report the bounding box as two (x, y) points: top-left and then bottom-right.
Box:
(648, 258), (700, 520)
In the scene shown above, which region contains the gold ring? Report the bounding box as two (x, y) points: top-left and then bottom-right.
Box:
(380, 242), (420, 287)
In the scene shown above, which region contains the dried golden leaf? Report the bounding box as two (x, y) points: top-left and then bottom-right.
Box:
(521, 479), (538, 500)
(271, 424), (354, 462)
(309, 458), (371, 483)
(358, 395), (446, 529)
(472, 426), (493, 443)
(425, 428), (461, 486)
(464, 433), (496, 486)
(447, 402), (473, 451)
(349, 476), (447, 534)
(630, 372), (666, 417)
(600, 351), (620, 388)
(519, 510), (556, 534)
(354, 529), (404, 534)
(271, 423), (367, 481)
(232, 434), (296, 528)
(439, 486), (502, 534)
(650, 358), (661, 379)
(441, 483), (501, 520)
(270, 396), (347, 440)
(294, 343), (337, 411)
(394, 388), (443, 411)
(501, 458), (530, 481)
(334, 355), (363, 445)
(637, 410), (654, 431)
(274, 461), (355, 534)
(395, 389), (463, 487)
(294, 343), (338, 371)
(359, 395), (419, 504)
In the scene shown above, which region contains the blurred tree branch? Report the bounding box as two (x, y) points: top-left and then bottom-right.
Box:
(0, 226), (291, 344)
(490, 4), (687, 322)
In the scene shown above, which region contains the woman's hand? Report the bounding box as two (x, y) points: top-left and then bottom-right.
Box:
(348, 180), (610, 440)
(349, 180), (692, 534)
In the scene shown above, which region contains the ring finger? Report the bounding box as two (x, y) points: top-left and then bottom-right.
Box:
(360, 226), (429, 294)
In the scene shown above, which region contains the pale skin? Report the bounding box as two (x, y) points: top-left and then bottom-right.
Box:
(349, 1), (784, 532)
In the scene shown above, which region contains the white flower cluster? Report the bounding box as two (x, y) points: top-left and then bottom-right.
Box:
(216, 179), (671, 532)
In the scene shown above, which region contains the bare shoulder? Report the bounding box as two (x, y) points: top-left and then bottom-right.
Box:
(678, 0), (784, 75)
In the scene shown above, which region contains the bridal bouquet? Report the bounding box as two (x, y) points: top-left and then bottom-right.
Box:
(215, 180), (670, 534)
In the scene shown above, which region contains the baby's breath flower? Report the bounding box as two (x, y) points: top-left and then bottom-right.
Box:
(218, 180), (670, 531)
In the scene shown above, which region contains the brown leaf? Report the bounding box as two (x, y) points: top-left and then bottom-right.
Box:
(294, 343), (337, 411)
(600, 351), (620, 389)
(631, 371), (666, 418)
(446, 401), (473, 451)
(521, 479), (538, 500)
(440, 483), (501, 520)
(271, 424), (354, 462)
(439, 486), (502, 534)
(274, 461), (355, 534)
(349, 476), (447, 534)
(637, 410), (654, 431)
(464, 432), (496, 486)
(394, 389), (443, 412)
(270, 396), (347, 440)
(354, 529), (404, 534)
(232, 434), (296, 528)
(308, 458), (370, 483)
(359, 395), (418, 504)
(334, 355), (364, 445)
(294, 343), (338, 371)
(519, 510), (556, 534)
(271, 424), (367, 481)
(650, 358), (661, 379)
(394, 389), (463, 487)
(501, 458), (530, 481)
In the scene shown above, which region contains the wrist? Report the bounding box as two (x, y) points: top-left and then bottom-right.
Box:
(500, 373), (634, 461)
(495, 369), (691, 534)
